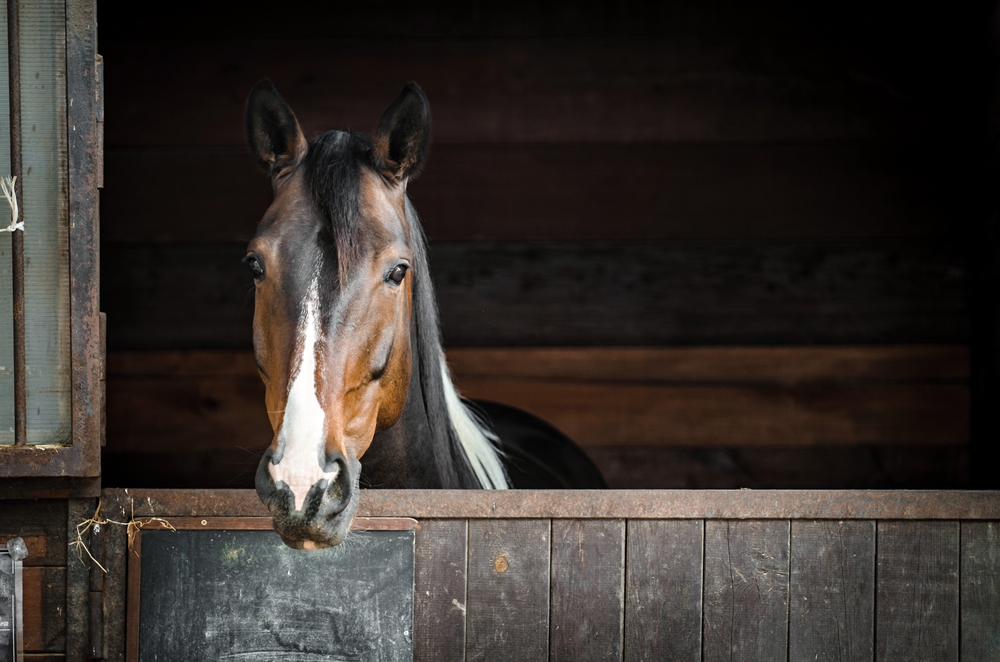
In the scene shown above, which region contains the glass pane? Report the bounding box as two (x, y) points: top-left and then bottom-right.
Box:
(0, 0), (71, 446)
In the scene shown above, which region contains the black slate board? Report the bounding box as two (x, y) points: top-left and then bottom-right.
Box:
(137, 529), (414, 662)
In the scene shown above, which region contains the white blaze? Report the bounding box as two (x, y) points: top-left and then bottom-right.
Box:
(270, 278), (338, 511)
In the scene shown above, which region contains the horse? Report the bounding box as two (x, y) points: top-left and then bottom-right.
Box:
(245, 80), (605, 549)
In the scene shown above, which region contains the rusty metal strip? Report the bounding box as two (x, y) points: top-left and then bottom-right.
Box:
(6, 0), (26, 445)
(103, 488), (1000, 521)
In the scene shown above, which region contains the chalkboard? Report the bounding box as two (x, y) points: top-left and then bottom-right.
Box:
(135, 529), (414, 662)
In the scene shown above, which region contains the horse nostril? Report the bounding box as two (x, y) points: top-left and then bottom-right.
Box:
(323, 457), (353, 517)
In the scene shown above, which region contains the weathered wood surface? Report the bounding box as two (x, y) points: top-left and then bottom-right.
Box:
(960, 522), (1000, 661)
(466, 519), (550, 661)
(788, 520), (874, 661)
(102, 488), (1000, 521)
(586, 445), (969, 490)
(876, 521), (960, 661)
(102, 144), (948, 243)
(624, 519), (703, 661)
(104, 346), (967, 454)
(100, 39), (913, 148)
(102, 444), (972, 491)
(414, 519), (467, 662)
(101, 241), (968, 350)
(101, 345), (969, 489)
(549, 519), (624, 661)
(23, 566), (65, 653)
(0, 500), (67, 566)
(94, 489), (1000, 662)
(703, 520), (790, 661)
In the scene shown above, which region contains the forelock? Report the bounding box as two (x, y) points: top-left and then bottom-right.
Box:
(304, 130), (376, 280)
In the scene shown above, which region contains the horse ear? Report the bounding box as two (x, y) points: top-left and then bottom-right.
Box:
(373, 82), (431, 182)
(246, 79), (307, 177)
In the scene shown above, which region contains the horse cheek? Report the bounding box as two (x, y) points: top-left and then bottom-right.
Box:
(375, 343), (412, 433)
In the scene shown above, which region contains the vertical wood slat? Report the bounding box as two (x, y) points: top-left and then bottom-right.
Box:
(789, 520), (875, 662)
(550, 519), (625, 661)
(624, 519), (704, 662)
(22, 566), (65, 652)
(66, 498), (96, 662)
(960, 522), (1000, 661)
(703, 520), (790, 662)
(467, 519), (550, 662)
(876, 521), (959, 661)
(414, 519), (468, 662)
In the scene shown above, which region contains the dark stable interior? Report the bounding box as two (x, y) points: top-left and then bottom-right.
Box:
(96, 0), (999, 489)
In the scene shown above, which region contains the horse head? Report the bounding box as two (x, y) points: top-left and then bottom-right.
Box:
(245, 80), (447, 548)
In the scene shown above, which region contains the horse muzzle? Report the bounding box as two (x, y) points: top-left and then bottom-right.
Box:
(255, 449), (360, 548)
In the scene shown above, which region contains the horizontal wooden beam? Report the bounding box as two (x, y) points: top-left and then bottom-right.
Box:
(445, 345), (970, 384)
(102, 143), (950, 243)
(102, 39), (911, 148)
(104, 346), (967, 455)
(101, 241), (968, 350)
(109, 345), (969, 381)
(102, 445), (969, 491)
(101, 488), (1000, 520)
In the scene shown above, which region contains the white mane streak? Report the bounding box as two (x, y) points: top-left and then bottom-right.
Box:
(439, 357), (509, 489)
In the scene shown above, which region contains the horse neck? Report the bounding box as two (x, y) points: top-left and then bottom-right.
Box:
(361, 294), (480, 490)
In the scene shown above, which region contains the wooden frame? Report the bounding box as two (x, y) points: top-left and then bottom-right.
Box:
(98, 488), (1000, 662)
(0, 0), (102, 493)
(123, 515), (416, 662)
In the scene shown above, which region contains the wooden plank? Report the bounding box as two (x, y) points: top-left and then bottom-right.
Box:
(102, 241), (968, 350)
(103, 348), (968, 453)
(101, 243), (254, 350)
(587, 445), (969, 490)
(105, 373), (968, 450)
(703, 520), (790, 662)
(876, 521), (959, 661)
(960, 522), (1000, 661)
(23, 566), (65, 653)
(458, 379), (967, 448)
(414, 520), (467, 662)
(65, 499), (95, 662)
(466, 519), (550, 661)
(447, 345), (970, 383)
(100, 40), (904, 148)
(624, 519), (703, 662)
(788, 520), (874, 662)
(101, 144), (949, 243)
(105, 374), (269, 453)
(110, 345), (969, 382)
(0, 500), (67, 566)
(550, 519), (625, 661)
(102, 444), (972, 492)
(106, 488), (1000, 522)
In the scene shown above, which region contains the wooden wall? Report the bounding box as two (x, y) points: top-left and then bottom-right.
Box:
(95, 0), (994, 488)
(0, 498), (92, 660)
(100, 489), (1000, 662)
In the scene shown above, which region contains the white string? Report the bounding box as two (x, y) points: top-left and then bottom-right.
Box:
(1, 176), (23, 233)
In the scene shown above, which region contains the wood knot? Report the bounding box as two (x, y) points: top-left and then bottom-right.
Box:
(494, 553), (509, 573)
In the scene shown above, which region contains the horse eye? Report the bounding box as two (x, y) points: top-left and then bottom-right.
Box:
(388, 264), (408, 284)
(244, 255), (265, 280)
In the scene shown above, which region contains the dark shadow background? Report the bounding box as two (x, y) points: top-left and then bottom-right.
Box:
(96, 0), (1000, 489)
